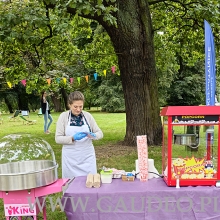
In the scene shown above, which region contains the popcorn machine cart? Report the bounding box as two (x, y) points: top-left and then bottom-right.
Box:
(160, 106), (220, 186)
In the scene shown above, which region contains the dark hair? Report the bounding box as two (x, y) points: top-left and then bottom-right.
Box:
(68, 91), (85, 105)
(41, 91), (46, 99)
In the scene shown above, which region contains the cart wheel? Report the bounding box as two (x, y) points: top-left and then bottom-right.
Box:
(9, 217), (19, 220)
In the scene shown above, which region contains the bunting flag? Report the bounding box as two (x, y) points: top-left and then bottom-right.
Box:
(77, 77), (81, 85)
(85, 75), (89, 83)
(103, 69), (107, 77)
(6, 66), (118, 87)
(46, 78), (51, 85)
(56, 78), (60, 84)
(7, 82), (12, 88)
(70, 78), (74, 84)
(111, 66), (116, 74)
(94, 72), (98, 81)
(21, 79), (26, 86)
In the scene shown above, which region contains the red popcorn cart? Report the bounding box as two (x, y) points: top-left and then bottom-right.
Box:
(160, 106), (220, 186)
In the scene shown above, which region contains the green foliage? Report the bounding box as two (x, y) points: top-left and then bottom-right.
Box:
(1, 91), (18, 111)
(96, 73), (125, 112)
(61, 0), (118, 26)
(166, 60), (205, 106)
(83, 75), (102, 109)
(1, 0), (220, 113)
(154, 32), (179, 106)
(80, 24), (118, 75)
(151, 0), (220, 106)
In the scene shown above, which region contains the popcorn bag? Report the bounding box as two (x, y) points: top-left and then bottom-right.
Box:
(137, 135), (148, 182)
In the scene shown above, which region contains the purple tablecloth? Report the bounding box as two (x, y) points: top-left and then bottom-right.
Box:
(62, 176), (220, 220)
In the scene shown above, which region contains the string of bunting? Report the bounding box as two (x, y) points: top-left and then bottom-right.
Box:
(6, 66), (117, 88)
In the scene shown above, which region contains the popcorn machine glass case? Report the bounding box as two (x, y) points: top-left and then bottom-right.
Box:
(160, 106), (220, 186)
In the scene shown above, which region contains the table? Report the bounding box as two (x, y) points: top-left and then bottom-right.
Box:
(63, 176), (220, 220)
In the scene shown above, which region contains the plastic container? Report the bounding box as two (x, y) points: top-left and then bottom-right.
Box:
(112, 169), (126, 178)
(100, 170), (113, 183)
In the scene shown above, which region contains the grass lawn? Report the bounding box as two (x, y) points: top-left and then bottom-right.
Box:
(0, 111), (162, 220)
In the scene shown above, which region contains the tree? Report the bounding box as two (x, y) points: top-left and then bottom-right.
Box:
(167, 59), (205, 106)
(97, 73), (125, 112)
(59, 0), (162, 146)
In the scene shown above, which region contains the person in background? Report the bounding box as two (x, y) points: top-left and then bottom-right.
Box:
(55, 91), (103, 178)
(41, 91), (53, 134)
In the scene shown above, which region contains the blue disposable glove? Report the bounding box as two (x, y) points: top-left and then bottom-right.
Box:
(88, 132), (96, 139)
(73, 132), (87, 141)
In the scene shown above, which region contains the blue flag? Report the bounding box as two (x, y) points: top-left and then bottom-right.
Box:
(205, 20), (216, 156)
(205, 20), (216, 106)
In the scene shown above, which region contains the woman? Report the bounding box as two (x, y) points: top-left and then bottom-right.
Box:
(41, 91), (53, 134)
(55, 91), (103, 178)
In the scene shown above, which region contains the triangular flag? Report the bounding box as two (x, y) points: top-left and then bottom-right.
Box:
(111, 66), (116, 74)
(77, 77), (81, 85)
(94, 72), (98, 81)
(85, 75), (89, 83)
(63, 77), (66, 85)
(21, 79), (26, 86)
(56, 78), (60, 84)
(7, 82), (12, 88)
(70, 78), (74, 84)
(103, 69), (106, 77)
(46, 78), (51, 85)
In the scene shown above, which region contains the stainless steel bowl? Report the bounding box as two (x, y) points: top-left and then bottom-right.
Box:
(0, 160), (58, 191)
(174, 134), (196, 145)
(0, 134), (59, 191)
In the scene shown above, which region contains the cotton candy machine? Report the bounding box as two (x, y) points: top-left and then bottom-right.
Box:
(0, 134), (71, 220)
(0, 133), (58, 191)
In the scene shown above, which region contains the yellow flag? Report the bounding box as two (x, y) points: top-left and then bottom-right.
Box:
(103, 69), (107, 77)
(46, 78), (51, 85)
(63, 78), (67, 85)
(85, 75), (89, 83)
(7, 82), (12, 88)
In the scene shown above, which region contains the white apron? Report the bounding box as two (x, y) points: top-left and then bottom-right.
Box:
(62, 112), (97, 178)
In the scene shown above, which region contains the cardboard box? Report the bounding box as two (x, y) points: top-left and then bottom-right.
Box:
(122, 175), (135, 181)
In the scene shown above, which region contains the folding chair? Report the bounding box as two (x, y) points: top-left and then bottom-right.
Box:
(20, 115), (37, 125)
(21, 110), (29, 118)
(9, 110), (20, 121)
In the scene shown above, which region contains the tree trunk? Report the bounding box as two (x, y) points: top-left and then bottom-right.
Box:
(17, 93), (29, 111)
(51, 92), (63, 112)
(60, 88), (69, 110)
(102, 0), (162, 146)
(4, 96), (13, 113)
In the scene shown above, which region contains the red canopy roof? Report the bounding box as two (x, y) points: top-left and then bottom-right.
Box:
(160, 106), (220, 116)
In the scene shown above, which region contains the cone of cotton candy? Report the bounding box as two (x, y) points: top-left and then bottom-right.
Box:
(137, 135), (148, 182)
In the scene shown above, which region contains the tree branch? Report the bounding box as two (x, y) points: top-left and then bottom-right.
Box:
(149, 0), (201, 6)
(37, 2), (53, 46)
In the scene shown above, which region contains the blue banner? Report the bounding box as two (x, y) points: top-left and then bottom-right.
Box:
(205, 20), (216, 106)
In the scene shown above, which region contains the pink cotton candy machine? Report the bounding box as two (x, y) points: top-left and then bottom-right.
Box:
(0, 134), (70, 220)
